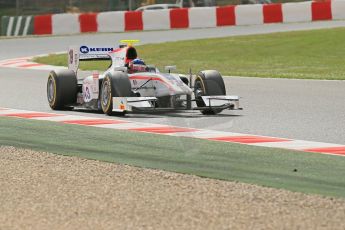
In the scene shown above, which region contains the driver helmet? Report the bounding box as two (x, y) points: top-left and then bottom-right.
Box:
(129, 58), (147, 73)
(131, 58), (145, 65)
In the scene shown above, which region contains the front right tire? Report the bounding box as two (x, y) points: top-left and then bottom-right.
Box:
(194, 70), (226, 115)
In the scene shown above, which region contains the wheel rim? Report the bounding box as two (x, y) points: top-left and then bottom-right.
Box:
(194, 80), (204, 98)
(194, 79), (206, 109)
(101, 78), (111, 109)
(47, 76), (55, 104)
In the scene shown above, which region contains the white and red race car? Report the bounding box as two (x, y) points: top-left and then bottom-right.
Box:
(47, 40), (241, 115)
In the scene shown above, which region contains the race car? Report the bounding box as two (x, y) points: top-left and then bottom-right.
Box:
(47, 40), (241, 116)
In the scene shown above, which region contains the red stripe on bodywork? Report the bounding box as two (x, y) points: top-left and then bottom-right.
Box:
(208, 135), (290, 144)
(2, 112), (61, 118)
(129, 126), (197, 134)
(17, 63), (45, 68)
(109, 48), (123, 53)
(129, 75), (165, 82)
(62, 119), (127, 126)
(129, 75), (174, 91)
(304, 147), (345, 156)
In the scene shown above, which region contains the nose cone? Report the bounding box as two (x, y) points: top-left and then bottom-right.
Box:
(163, 73), (193, 96)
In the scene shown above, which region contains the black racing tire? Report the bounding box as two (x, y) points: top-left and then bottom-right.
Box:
(194, 70), (226, 115)
(100, 71), (132, 116)
(47, 70), (78, 110)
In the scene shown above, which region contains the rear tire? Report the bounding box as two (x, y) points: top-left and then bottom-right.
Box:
(194, 70), (226, 115)
(100, 71), (132, 116)
(47, 70), (77, 110)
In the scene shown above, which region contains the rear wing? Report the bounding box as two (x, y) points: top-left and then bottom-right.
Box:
(68, 45), (115, 74)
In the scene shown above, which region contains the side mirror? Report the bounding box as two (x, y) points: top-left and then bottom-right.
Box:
(164, 65), (177, 73)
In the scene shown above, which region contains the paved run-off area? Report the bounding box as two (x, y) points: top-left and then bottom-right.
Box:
(1, 146), (345, 229)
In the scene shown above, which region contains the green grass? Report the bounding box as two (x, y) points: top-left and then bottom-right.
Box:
(34, 28), (345, 80)
(1, 116), (345, 198)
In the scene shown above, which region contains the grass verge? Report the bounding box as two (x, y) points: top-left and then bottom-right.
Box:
(1, 116), (344, 198)
(34, 28), (345, 80)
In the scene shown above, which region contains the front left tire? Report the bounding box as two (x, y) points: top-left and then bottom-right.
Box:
(100, 71), (132, 116)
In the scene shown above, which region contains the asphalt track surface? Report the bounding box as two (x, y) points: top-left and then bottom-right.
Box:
(1, 20), (345, 145)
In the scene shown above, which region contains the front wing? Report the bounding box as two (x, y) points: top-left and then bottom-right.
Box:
(112, 96), (241, 113)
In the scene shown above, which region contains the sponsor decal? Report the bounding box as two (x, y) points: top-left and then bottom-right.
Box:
(83, 86), (91, 102)
(120, 100), (125, 110)
(120, 104), (125, 110)
(69, 49), (73, 64)
(92, 72), (99, 94)
(80, 46), (89, 53)
(80, 46), (114, 54)
(115, 56), (125, 61)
